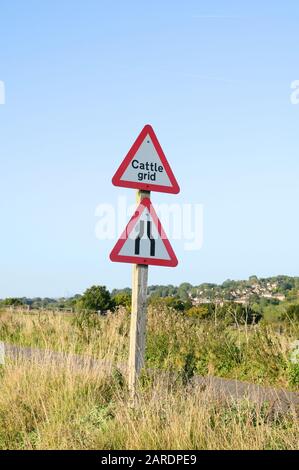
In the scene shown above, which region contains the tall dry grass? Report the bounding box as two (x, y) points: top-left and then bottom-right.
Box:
(0, 307), (129, 362)
(0, 306), (298, 449)
(0, 306), (298, 389)
(0, 356), (298, 450)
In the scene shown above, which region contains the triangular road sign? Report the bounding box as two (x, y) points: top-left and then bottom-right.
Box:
(112, 125), (180, 194)
(110, 198), (178, 267)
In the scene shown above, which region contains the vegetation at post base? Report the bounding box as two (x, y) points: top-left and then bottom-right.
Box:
(0, 358), (297, 450)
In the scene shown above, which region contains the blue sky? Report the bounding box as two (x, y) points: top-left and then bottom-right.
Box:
(0, 1), (299, 297)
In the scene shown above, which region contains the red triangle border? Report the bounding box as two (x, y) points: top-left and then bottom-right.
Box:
(109, 198), (178, 267)
(112, 125), (180, 194)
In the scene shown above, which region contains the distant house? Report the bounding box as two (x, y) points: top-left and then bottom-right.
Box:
(273, 294), (285, 301)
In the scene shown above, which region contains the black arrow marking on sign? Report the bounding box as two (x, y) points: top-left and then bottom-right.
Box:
(134, 220), (144, 255)
(134, 221), (156, 257)
(147, 221), (156, 257)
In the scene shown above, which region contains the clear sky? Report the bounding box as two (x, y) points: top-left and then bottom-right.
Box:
(1, 1), (299, 298)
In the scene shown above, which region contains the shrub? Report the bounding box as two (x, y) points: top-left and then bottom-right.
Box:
(186, 305), (212, 319)
(216, 303), (261, 325)
(112, 293), (131, 310)
(282, 304), (299, 322)
(288, 364), (299, 387)
(77, 286), (114, 313)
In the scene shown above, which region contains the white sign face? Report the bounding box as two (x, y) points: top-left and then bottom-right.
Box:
(110, 198), (178, 267)
(121, 133), (172, 188)
(112, 124), (180, 194)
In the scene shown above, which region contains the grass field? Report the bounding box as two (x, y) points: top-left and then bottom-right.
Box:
(0, 306), (298, 449)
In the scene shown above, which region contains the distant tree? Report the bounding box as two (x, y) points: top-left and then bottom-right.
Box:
(186, 305), (212, 319)
(113, 292), (131, 309)
(111, 288), (131, 297)
(78, 286), (114, 313)
(179, 282), (192, 291)
(222, 279), (235, 289)
(149, 296), (192, 312)
(286, 289), (299, 301)
(164, 296), (192, 312)
(177, 284), (191, 302)
(3, 298), (24, 307)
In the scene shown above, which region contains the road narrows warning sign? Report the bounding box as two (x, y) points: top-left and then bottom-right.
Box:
(112, 125), (180, 194)
(110, 198), (178, 267)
